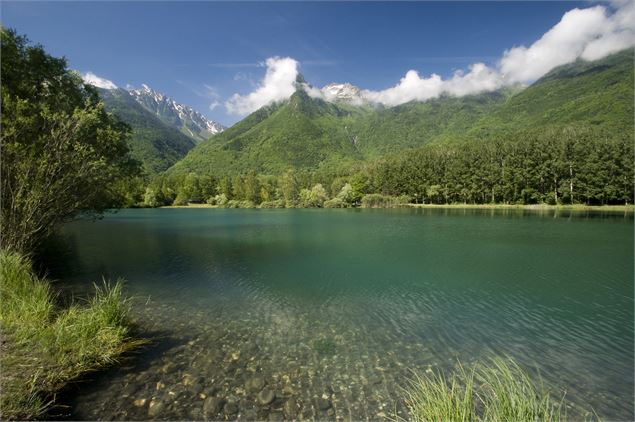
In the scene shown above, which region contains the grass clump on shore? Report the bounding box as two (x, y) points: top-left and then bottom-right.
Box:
(0, 250), (141, 420)
(404, 358), (566, 422)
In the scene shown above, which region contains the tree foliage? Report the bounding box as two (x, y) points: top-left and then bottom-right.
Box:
(130, 124), (633, 209)
(0, 28), (140, 253)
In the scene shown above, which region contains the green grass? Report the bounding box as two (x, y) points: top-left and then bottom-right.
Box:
(0, 250), (143, 420)
(404, 358), (571, 422)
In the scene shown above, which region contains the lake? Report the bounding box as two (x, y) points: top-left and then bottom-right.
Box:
(46, 208), (634, 421)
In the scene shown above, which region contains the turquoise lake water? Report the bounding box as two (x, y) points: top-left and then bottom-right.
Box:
(47, 208), (634, 420)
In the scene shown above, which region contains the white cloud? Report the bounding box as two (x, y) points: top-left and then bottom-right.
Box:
(209, 101), (221, 111)
(363, 2), (633, 106)
(224, 2), (633, 112)
(360, 63), (504, 106)
(82, 72), (117, 90)
(582, 1), (635, 61)
(225, 57), (299, 115)
(302, 83), (325, 100)
(445, 63), (504, 96)
(362, 71), (444, 106)
(500, 6), (614, 82)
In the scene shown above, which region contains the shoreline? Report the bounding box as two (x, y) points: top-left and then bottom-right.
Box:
(158, 203), (634, 212)
(406, 203), (634, 212)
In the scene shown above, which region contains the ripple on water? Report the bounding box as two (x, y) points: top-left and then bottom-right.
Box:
(48, 208), (633, 421)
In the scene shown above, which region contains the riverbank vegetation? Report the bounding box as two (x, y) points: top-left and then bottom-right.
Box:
(128, 126), (633, 210)
(0, 251), (141, 419)
(0, 28), (142, 419)
(404, 358), (570, 422)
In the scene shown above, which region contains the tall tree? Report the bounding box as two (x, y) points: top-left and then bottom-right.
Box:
(1, 28), (140, 254)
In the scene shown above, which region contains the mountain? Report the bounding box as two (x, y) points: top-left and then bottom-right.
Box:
(169, 49), (634, 177)
(168, 89), (363, 176)
(168, 88), (507, 176)
(129, 85), (225, 142)
(468, 49), (634, 138)
(99, 88), (196, 173)
(346, 89), (515, 157)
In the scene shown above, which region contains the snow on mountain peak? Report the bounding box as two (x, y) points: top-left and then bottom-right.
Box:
(321, 82), (365, 105)
(128, 84), (225, 142)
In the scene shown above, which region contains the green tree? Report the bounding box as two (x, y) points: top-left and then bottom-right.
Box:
(218, 176), (233, 199)
(243, 170), (261, 203)
(280, 170), (299, 203)
(0, 28), (140, 253)
(336, 183), (355, 206)
(143, 187), (160, 207)
(183, 173), (203, 203)
(259, 175), (276, 202)
(232, 175), (245, 200)
(300, 183), (328, 207)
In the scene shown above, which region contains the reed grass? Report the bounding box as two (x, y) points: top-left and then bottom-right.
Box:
(404, 357), (569, 422)
(0, 250), (142, 420)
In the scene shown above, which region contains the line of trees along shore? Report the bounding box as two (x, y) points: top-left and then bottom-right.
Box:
(134, 126), (633, 209)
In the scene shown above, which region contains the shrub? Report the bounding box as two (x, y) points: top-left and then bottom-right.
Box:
(222, 200), (255, 208)
(300, 184), (328, 207)
(206, 193), (228, 206)
(173, 191), (189, 206)
(259, 199), (286, 208)
(361, 193), (410, 208)
(143, 187), (160, 208)
(336, 183), (355, 206)
(324, 197), (345, 208)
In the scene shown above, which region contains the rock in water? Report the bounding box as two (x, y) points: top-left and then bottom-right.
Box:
(268, 412), (284, 421)
(147, 398), (165, 418)
(223, 401), (239, 416)
(316, 398), (332, 411)
(133, 398), (147, 407)
(203, 396), (225, 417)
(245, 376), (265, 393)
(257, 388), (275, 405)
(283, 398), (298, 418)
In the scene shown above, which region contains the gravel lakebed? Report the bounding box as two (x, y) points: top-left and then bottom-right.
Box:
(67, 297), (439, 421)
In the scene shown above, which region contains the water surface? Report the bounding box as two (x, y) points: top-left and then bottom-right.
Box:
(48, 208), (634, 420)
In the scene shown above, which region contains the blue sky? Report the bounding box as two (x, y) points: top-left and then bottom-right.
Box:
(1, 1), (625, 125)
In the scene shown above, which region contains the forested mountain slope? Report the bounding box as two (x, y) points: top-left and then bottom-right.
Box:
(99, 88), (196, 173)
(468, 49), (634, 138)
(169, 89), (510, 176)
(170, 49), (634, 177)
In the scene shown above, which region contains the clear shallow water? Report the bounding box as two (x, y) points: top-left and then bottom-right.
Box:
(47, 208), (633, 421)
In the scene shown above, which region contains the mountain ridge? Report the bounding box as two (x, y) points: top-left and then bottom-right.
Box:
(98, 88), (196, 173)
(129, 84), (225, 142)
(169, 49), (633, 178)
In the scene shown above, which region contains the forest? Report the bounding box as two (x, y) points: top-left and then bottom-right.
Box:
(130, 125), (634, 209)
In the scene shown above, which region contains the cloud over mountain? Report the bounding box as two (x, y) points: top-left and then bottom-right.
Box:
(225, 2), (634, 114)
(82, 72), (118, 90)
(499, 3), (635, 83)
(225, 57), (299, 115)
